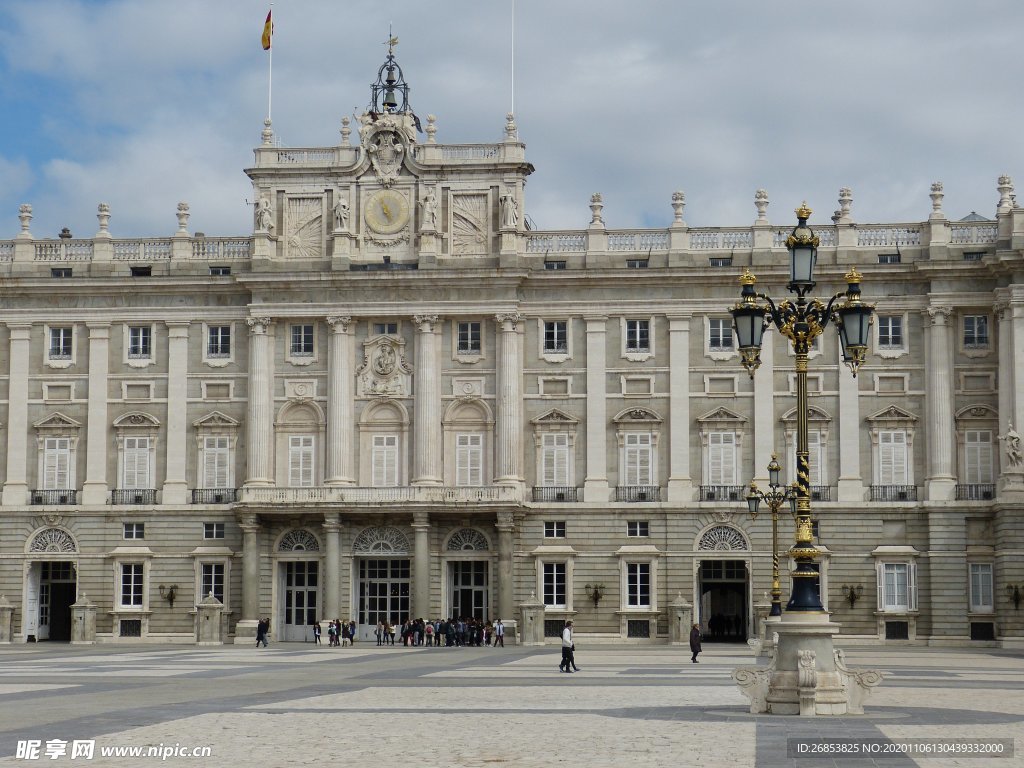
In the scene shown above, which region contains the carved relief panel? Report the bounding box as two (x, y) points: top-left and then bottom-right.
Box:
(451, 193), (489, 256)
(285, 196), (324, 259)
(356, 335), (413, 397)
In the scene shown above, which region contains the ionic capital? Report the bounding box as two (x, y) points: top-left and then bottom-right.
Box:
(246, 317), (273, 334)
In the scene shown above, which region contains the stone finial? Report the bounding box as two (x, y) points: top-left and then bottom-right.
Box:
(929, 182), (945, 218)
(261, 118), (274, 147)
(671, 190), (686, 225)
(838, 187), (853, 221)
(425, 114), (437, 144)
(589, 192), (604, 226)
(0, 594), (9, 607)
(176, 202), (190, 234)
(18, 203), (32, 235)
(340, 116), (351, 146)
(504, 112), (517, 141)
(754, 189), (769, 222)
(998, 175), (1014, 213)
(96, 202), (111, 236)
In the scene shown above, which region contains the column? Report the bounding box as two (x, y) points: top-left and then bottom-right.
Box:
(412, 314), (442, 485)
(836, 337), (864, 502)
(1012, 302), (1024, 436)
(924, 306), (956, 500)
(235, 513), (261, 642)
(82, 323), (111, 505)
(325, 316), (355, 485)
(752, 330), (775, 486)
(323, 512), (341, 620)
(412, 511), (431, 619)
(996, 301), (1016, 482)
(494, 313), (524, 485)
(583, 316), (609, 501)
(162, 321), (190, 504)
(245, 317), (273, 486)
(2, 324), (30, 505)
(666, 315), (693, 502)
(496, 510), (515, 622)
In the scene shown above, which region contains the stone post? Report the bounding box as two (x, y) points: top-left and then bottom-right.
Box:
(235, 513), (261, 644)
(496, 511), (515, 622)
(412, 315), (442, 485)
(323, 512), (342, 620)
(0, 595), (13, 643)
(325, 316), (355, 485)
(245, 318), (273, 486)
(583, 316), (609, 501)
(494, 313), (524, 486)
(82, 323), (111, 505)
(162, 322), (190, 504)
(519, 592), (546, 646)
(668, 593), (693, 646)
(196, 592), (225, 645)
(70, 593), (97, 645)
(666, 315), (693, 502)
(412, 511), (430, 620)
(2, 324), (30, 505)
(924, 306), (956, 500)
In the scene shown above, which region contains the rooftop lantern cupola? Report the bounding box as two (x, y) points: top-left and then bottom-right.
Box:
(371, 35), (411, 115)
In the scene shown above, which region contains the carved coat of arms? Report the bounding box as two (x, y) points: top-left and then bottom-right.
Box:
(357, 336), (412, 397)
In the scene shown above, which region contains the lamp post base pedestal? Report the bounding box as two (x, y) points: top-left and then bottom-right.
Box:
(733, 612), (884, 715)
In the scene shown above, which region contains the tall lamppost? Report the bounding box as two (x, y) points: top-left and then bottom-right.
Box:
(746, 454), (797, 618)
(730, 203), (874, 612)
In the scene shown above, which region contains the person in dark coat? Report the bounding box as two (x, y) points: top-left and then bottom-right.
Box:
(256, 617), (269, 648)
(689, 623), (702, 663)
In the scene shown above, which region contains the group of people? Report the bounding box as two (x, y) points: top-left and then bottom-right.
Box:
(706, 613), (744, 641)
(375, 617), (507, 648)
(312, 620), (358, 647)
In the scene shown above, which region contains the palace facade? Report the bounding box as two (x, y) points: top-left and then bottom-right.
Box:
(1, 53), (1022, 647)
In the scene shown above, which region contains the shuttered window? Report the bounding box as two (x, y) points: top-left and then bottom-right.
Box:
(288, 435), (314, 487)
(122, 437), (150, 489)
(879, 431), (908, 485)
(455, 433), (483, 486)
(372, 434), (398, 487)
(708, 432), (736, 485)
(624, 433), (653, 486)
(964, 430), (993, 484)
(203, 436), (230, 488)
(541, 433), (569, 487)
(43, 437), (71, 490)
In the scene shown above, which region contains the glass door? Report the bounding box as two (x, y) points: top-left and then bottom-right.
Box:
(450, 561), (488, 620)
(281, 561), (319, 642)
(357, 558), (410, 638)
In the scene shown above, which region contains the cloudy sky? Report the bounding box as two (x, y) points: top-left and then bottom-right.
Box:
(0, 0), (1020, 239)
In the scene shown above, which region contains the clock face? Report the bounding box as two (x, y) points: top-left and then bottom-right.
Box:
(364, 189), (410, 235)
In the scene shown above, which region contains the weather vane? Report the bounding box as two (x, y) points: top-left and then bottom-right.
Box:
(385, 24), (398, 56)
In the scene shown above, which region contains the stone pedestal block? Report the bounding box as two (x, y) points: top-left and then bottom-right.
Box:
(70, 594), (97, 645)
(749, 602), (773, 657)
(667, 593), (693, 646)
(518, 594), (546, 646)
(0, 595), (14, 643)
(233, 619), (259, 645)
(196, 592), (225, 646)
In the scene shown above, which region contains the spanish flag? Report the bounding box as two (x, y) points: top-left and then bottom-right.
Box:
(261, 10), (273, 51)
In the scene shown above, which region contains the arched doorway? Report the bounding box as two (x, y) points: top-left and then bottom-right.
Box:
(445, 528), (491, 620)
(695, 524), (751, 643)
(25, 528), (79, 642)
(275, 529), (321, 642)
(353, 526), (411, 640)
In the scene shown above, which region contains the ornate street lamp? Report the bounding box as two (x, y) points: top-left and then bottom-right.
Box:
(730, 203), (874, 612)
(746, 454), (798, 617)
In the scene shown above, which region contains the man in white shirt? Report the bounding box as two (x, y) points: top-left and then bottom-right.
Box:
(494, 619), (505, 647)
(560, 620), (578, 672)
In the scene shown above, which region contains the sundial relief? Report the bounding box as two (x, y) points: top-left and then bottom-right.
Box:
(285, 197), (323, 259)
(452, 193), (488, 256)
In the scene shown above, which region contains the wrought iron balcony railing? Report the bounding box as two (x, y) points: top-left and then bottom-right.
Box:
(111, 489), (157, 505)
(700, 485), (746, 502)
(192, 488), (238, 504)
(31, 489), (77, 505)
(616, 485), (661, 502)
(955, 484), (995, 501)
(869, 485), (918, 502)
(532, 487), (578, 502)
(810, 486), (833, 502)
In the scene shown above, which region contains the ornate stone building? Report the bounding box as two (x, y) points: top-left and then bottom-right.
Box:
(0, 52), (1021, 647)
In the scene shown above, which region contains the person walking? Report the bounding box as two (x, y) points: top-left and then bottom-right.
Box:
(494, 619), (505, 648)
(313, 621), (322, 645)
(690, 622), (702, 663)
(256, 617), (269, 648)
(559, 620), (577, 672)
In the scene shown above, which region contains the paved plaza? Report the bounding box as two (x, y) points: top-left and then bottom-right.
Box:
(0, 642), (1020, 767)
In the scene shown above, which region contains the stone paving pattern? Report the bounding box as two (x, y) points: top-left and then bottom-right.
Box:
(0, 644), (1019, 767)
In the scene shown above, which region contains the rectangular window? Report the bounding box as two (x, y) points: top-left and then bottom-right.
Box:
(625, 319), (650, 353)
(201, 562), (225, 603)
(120, 563), (144, 607)
(544, 521), (566, 538)
(709, 318), (733, 350)
(43, 437), (71, 490)
(627, 562), (650, 607)
(209, 266), (231, 276)
(203, 522), (225, 540)
(544, 321), (568, 353)
(542, 562), (566, 607)
(879, 431), (908, 485)
(969, 563), (994, 612)
(963, 315), (989, 348)
(626, 259), (649, 269)
(51, 267), (72, 278)
(882, 563), (910, 610)
(130, 265), (152, 277)
(457, 321), (481, 354)
(627, 521), (649, 537)
(455, 433), (483, 486)
(123, 522), (145, 540)
(624, 433), (653, 486)
(544, 261), (567, 270)
(708, 432), (736, 485)
(371, 434), (398, 487)
(878, 316), (903, 348)
(203, 436), (231, 488)
(374, 322), (398, 335)
(964, 430), (993, 485)
(207, 326), (231, 357)
(128, 326), (151, 358)
(288, 435), (314, 487)
(877, 253), (901, 265)
(49, 327), (73, 359)
(290, 324), (314, 356)
(541, 433), (570, 487)
(122, 436), (151, 489)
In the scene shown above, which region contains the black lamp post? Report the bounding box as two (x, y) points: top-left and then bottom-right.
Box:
(731, 203), (874, 612)
(747, 454), (798, 617)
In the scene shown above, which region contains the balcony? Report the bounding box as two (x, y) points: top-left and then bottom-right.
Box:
(237, 485), (520, 506)
(532, 487), (578, 503)
(192, 488), (238, 504)
(31, 489), (77, 505)
(810, 486), (833, 502)
(615, 485), (661, 502)
(956, 484), (995, 501)
(869, 485), (918, 502)
(111, 489), (157, 505)
(700, 485), (746, 502)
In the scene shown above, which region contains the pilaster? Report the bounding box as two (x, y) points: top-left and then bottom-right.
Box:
(496, 510), (516, 622)
(412, 511), (431, 619)
(412, 314), (443, 485)
(666, 315), (693, 501)
(752, 330), (776, 486)
(325, 316), (355, 485)
(924, 306), (956, 500)
(323, 513), (342, 620)
(494, 313), (524, 486)
(82, 323), (111, 505)
(583, 316), (609, 502)
(2, 324), (30, 505)
(235, 513), (261, 643)
(836, 342), (864, 502)
(244, 317), (274, 486)
(161, 321), (190, 504)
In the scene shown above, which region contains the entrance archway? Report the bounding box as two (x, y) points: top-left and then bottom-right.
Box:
(694, 525), (751, 642)
(25, 528), (79, 642)
(353, 526), (411, 640)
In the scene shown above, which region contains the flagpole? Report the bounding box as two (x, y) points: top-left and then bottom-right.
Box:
(510, 0), (515, 116)
(267, 4), (273, 123)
